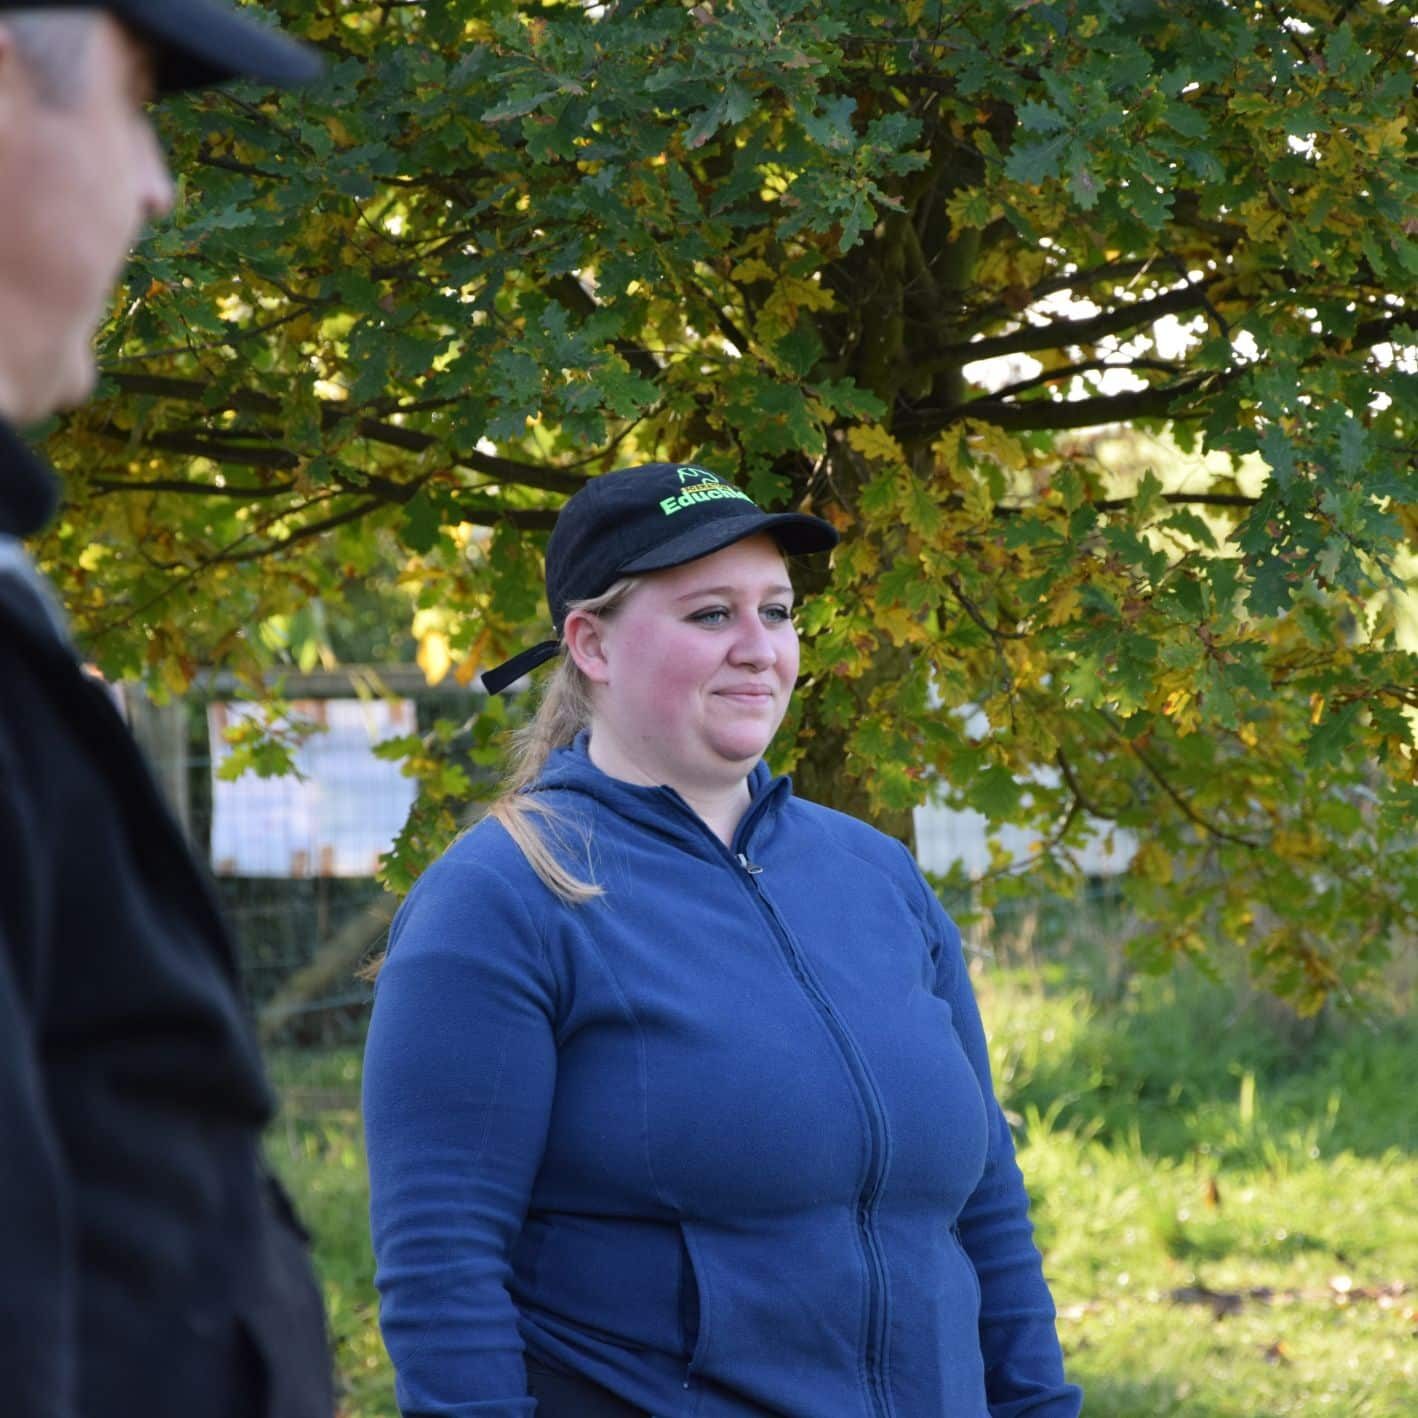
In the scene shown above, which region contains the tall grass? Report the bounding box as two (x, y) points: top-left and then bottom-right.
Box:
(269, 905), (1416, 1417)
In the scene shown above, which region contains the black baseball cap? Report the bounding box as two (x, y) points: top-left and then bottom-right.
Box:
(0, 0), (322, 92)
(481, 462), (839, 694)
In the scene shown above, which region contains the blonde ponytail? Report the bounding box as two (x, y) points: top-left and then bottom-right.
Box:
(360, 579), (639, 979)
(486, 577), (639, 903)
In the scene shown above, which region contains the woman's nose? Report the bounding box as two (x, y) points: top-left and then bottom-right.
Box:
(728, 616), (777, 667)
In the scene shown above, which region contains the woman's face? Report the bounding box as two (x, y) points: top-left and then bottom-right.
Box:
(575, 534), (800, 797)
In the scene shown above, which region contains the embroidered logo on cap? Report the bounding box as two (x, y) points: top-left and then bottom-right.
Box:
(660, 465), (754, 516)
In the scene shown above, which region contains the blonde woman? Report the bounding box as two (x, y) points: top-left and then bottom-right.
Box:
(363, 463), (1081, 1417)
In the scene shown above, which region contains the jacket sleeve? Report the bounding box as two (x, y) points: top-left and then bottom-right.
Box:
(903, 848), (1083, 1418)
(0, 735), (78, 1418)
(362, 845), (558, 1417)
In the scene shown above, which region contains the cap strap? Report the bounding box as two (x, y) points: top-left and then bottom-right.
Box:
(480, 639), (560, 695)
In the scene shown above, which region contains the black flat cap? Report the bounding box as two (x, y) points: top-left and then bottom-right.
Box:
(0, 0), (322, 92)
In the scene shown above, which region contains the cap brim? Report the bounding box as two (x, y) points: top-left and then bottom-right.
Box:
(125, 0), (323, 93)
(619, 510), (838, 578)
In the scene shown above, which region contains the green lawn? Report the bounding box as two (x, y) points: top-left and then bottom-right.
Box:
(270, 950), (1416, 1417)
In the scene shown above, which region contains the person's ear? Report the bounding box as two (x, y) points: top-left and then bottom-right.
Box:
(563, 609), (612, 684)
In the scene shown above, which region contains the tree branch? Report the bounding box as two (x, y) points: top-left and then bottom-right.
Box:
(945, 573), (1028, 639)
(931, 280), (1215, 365)
(88, 475), (294, 499)
(97, 371), (589, 493)
(1098, 711), (1260, 848)
(1054, 747), (1122, 821)
(962, 257), (1164, 330)
(94, 427), (299, 470)
(200, 497), (389, 565)
(1100, 492), (1260, 512)
(895, 372), (1217, 437)
(972, 357), (1184, 403)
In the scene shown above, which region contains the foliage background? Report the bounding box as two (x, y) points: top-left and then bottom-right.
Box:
(36, 0), (1418, 1007)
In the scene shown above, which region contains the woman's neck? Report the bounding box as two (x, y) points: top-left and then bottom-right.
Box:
(584, 729), (753, 847)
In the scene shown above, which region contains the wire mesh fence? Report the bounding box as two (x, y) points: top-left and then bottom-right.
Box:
(124, 671), (486, 1046)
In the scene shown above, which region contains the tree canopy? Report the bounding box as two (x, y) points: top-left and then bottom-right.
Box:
(37, 0), (1417, 1008)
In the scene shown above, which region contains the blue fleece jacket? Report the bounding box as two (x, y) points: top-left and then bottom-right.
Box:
(363, 738), (1082, 1417)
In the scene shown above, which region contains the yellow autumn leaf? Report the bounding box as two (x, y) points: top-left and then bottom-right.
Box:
(835, 538), (880, 583)
(963, 421), (1027, 470)
(932, 429), (966, 478)
(1237, 195), (1286, 244)
(961, 475), (996, 524)
(1274, 829), (1320, 859)
(755, 275), (836, 343)
(417, 630), (451, 686)
(159, 655), (191, 698)
(1045, 587), (1081, 626)
(847, 422), (908, 469)
(874, 604), (927, 647)
(1364, 114), (1407, 156)
(730, 257), (775, 283)
(1133, 839), (1174, 884)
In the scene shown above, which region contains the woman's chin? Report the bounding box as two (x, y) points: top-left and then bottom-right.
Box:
(706, 727), (776, 768)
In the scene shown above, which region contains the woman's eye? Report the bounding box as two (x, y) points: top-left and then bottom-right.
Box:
(690, 608), (729, 625)
(762, 605), (793, 624)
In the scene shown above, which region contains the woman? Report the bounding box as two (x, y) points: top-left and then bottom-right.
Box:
(362, 462), (1082, 1417)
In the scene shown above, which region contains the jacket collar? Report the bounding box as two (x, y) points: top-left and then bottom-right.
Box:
(0, 416), (61, 538)
(533, 731), (791, 857)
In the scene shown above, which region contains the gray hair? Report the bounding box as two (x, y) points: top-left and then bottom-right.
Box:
(2, 10), (99, 107)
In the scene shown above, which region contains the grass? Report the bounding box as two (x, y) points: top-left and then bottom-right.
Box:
(976, 939), (1416, 1418)
(269, 939), (1417, 1417)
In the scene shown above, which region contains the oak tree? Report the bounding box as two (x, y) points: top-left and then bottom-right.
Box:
(37, 0), (1418, 1007)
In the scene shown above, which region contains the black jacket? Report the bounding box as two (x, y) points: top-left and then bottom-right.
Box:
(0, 421), (333, 1418)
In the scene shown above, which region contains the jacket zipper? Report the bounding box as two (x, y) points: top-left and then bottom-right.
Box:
(653, 784), (897, 1416)
(733, 846), (896, 1418)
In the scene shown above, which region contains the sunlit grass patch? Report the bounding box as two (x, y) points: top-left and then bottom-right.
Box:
(981, 958), (1417, 1417)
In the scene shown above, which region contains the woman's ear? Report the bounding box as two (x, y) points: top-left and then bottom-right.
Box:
(563, 609), (612, 684)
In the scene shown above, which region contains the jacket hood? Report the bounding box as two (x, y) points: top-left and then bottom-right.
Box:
(530, 731), (791, 858)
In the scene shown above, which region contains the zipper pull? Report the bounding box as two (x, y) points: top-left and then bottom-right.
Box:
(737, 852), (764, 875)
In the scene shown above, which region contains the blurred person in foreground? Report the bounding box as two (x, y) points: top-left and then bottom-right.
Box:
(0, 4), (334, 1414)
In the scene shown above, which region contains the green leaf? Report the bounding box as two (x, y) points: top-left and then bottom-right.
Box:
(1337, 417), (1367, 474)
(1306, 702), (1362, 771)
(686, 81), (755, 149)
(482, 87), (561, 123)
(400, 490), (443, 554)
(1017, 100), (1067, 134)
(969, 763), (1023, 820)
(1003, 133), (1069, 186)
